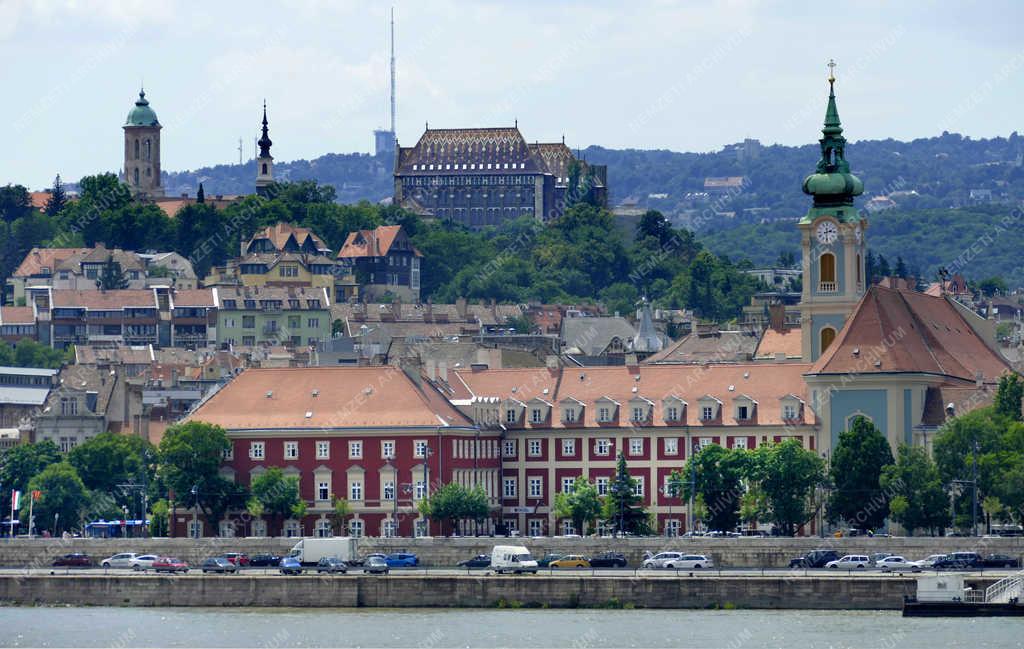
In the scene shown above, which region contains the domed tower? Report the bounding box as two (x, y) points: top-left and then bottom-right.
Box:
(123, 89), (164, 197)
(799, 62), (865, 361)
(256, 101), (274, 196)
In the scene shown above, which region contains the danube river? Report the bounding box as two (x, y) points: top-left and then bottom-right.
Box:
(2, 607), (1021, 648)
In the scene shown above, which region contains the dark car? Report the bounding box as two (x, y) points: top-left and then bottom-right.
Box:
(201, 557), (238, 574)
(457, 554), (492, 568)
(279, 556), (303, 575)
(364, 555), (389, 574)
(316, 557), (348, 574)
(248, 554), (282, 567)
(536, 553), (563, 568)
(983, 554), (1021, 568)
(588, 552), (628, 568)
(52, 553), (92, 567)
(385, 552), (418, 567)
(933, 552), (983, 570)
(221, 552), (250, 567)
(788, 550), (839, 569)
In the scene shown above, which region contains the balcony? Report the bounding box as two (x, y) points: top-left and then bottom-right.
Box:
(818, 281), (837, 293)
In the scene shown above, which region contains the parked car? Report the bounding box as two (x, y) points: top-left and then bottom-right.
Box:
(201, 557), (238, 574)
(869, 553), (891, 566)
(385, 553), (418, 567)
(52, 553), (93, 567)
(100, 552), (139, 569)
(364, 555), (390, 574)
(788, 550), (839, 569)
(221, 552), (250, 567)
(249, 554), (282, 567)
(131, 554), (159, 571)
(933, 552), (983, 570)
(549, 555), (591, 568)
(825, 555), (870, 570)
(457, 554), (492, 568)
(643, 553), (713, 569)
(152, 557), (189, 574)
(491, 545), (539, 574)
(279, 556), (304, 575)
(983, 554), (1022, 568)
(316, 557), (348, 574)
(875, 556), (922, 572)
(588, 552), (628, 568)
(917, 554), (947, 568)
(536, 553), (563, 568)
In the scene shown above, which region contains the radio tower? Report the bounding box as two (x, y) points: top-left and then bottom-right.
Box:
(374, 7), (397, 156)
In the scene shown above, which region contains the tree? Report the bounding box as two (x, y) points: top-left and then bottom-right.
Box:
(45, 175), (67, 216)
(894, 256), (908, 279)
(67, 432), (155, 503)
(636, 210), (674, 246)
(418, 482), (470, 535)
(0, 440), (61, 495)
(250, 467), (302, 522)
(827, 416), (894, 531)
(149, 499), (170, 537)
(739, 487), (767, 531)
(553, 477), (602, 535)
(24, 462), (88, 535)
(12, 337), (68, 369)
(0, 184), (32, 223)
(979, 276), (1008, 297)
(994, 373), (1023, 421)
(982, 496), (1005, 534)
(682, 444), (747, 533)
(330, 496), (351, 535)
(603, 453), (649, 536)
(245, 497), (264, 536)
(879, 445), (949, 536)
(98, 257), (129, 290)
(157, 421), (234, 523)
(749, 440), (825, 536)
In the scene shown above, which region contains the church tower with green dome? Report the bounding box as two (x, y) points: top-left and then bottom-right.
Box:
(798, 62), (866, 361)
(123, 88), (163, 197)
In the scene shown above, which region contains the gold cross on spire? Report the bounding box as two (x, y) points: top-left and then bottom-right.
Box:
(827, 59), (837, 83)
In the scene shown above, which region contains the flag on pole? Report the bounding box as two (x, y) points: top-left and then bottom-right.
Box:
(10, 490), (20, 510)
(31, 490), (41, 502)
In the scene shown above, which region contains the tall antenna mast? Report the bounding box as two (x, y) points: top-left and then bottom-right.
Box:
(389, 6), (396, 136)
(238, 138), (243, 165)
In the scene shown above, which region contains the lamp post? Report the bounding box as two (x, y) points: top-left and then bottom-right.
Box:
(972, 439), (980, 537)
(190, 485), (199, 538)
(400, 483), (413, 537)
(423, 445), (433, 534)
(688, 441), (699, 539)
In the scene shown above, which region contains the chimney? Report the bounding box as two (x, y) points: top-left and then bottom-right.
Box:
(456, 297), (468, 320)
(775, 352), (787, 361)
(768, 304), (786, 333)
(470, 363), (488, 372)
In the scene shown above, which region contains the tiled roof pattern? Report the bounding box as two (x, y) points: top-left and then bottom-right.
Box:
(50, 289), (157, 309)
(13, 248), (90, 277)
(337, 225), (421, 259)
(755, 327), (803, 359)
(0, 306), (35, 325)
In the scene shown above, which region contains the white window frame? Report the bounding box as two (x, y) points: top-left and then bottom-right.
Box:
(632, 476), (645, 497)
(315, 519), (332, 538)
(284, 441), (298, 460)
(629, 438), (643, 456)
(348, 519), (364, 538)
(414, 440), (427, 458)
(316, 440), (330, 459)
(505, 408), (517, 424)
(701, 405), (714, 421)
(349, 440), (363, 459)
(561, 438), (576, 456)
(530, 408), (543, 424)
(349, 480), (363, 501)
(596, 477), (609, 496)
(561, 477), (575, 494)
(249, 441), (265, 460)
(631, 406), (646, 422)
(598, 406), (611, 423)
(318, 481), (330, 502)
(528, 519), (543, 536)
(595, 438), (610, 456)
(528, 439), (542, 457)
(503, 478), (517, 498)
(381, 440), (395, 459)
(664, 438), (678, 455)
(223, 445), (234, 461)
(528, 477), (543, 498)
(503, 439), (516, 457)
(733, 437), (748, 450)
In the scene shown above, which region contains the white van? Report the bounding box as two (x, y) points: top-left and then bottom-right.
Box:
(490, 545), (538, 574)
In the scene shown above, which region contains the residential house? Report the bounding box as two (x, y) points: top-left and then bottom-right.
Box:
(0, 306), (38, 344)
(214, 286), (331, 349)
(337, 225), (422, 302)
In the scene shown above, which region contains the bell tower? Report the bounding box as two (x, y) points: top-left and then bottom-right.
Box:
(256, 101), (274, 196)
(123, 88), (163, 197)
(799, 61), (866, 361)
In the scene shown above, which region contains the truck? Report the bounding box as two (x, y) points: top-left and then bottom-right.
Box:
(287, 537), (358, 566)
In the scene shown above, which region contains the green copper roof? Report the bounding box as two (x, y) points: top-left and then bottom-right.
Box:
(125, 90), (160, 127)
(800, 69), (862, 222)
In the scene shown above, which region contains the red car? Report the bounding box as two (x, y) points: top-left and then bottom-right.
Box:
(52, 553), (93, 567)
(151, 557), (189, 573)
(221, 552), (250, 567)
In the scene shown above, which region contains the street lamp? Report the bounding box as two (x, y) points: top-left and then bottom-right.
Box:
(190, 485), (199, 538)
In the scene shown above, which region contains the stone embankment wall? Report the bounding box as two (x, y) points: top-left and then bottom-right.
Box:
(1, 536), (1021, 568)
(0, 574), (960, 610)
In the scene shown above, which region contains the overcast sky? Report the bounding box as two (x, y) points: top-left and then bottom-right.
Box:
(2, 0), (1021, 190)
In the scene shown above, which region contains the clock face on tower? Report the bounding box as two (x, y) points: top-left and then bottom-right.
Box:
(816, 220), (838, 245)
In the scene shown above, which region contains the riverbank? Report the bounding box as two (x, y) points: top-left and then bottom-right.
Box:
(0, 573), (997, 610)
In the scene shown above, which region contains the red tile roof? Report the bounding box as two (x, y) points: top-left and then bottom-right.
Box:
(450, 364), (814, 428)
(187, 367), (472, 430)
(809, 285), (1012, 381)
(337, 225), (421, 259)
(755, 327), (803, 359)
(12, 248), (89, 277)
(0, 306), (34, 325)
(170, 289), (216, 307)
(249, 222), (329, 253)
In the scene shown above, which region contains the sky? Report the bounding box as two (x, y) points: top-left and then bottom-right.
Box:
(2, 0), (1022, 190)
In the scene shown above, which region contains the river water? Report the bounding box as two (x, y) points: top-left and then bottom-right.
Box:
(1, 607), (1021, 648)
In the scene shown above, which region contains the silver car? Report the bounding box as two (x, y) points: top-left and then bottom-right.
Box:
(131, 554), (159, 571)
(875, 556), (922, 572)
(643, 552), (714, 569)
(101, 552), (139, 568)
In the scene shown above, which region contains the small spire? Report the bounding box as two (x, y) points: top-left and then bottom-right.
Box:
(258, 101), (272, 159)
(823, 59), (842, 134)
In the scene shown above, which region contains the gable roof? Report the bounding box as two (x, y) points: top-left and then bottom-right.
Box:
(0, 306), (35, 325)
(561, 316), (638, 357)
(755, 326), (803, 360)
(337, 225), (421, 259)
(187, 367), (472, 430)
(50, 289), (157, 309)
(12, 248), (90, 277)
(808, 285), (1012, 382)
(248, 222), (330, 254)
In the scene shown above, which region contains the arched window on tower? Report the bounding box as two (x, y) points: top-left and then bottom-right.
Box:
(820, 327), (836, 355)
(134, 139), (140, 160)
(144, 139), (151, 162)
(819, 253), (837, 293)
(262, 163), (268, 175)
(133, 168), (139, 186)
(856, 254), (862, 289)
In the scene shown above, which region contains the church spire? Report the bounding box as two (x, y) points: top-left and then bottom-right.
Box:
(801, 60), (863, 212)
(258, 100), (273, 159)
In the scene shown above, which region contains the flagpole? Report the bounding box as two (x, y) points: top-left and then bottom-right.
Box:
(27, 493), (34, 538)
(9, 490), (16, 541)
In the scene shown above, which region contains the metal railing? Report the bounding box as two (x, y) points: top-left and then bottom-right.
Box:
(984, 570), (1024, 603)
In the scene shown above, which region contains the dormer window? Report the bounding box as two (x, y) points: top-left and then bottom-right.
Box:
(701, 406), (714, 421)
(505, 408), (517, 424)
(598, 407), (611, 423)
(662, 396), (686, 423)
(733, 395), (757, 422)
(595, 396), (619, 423)
(530, 408), (543, 424)
(698, 395), (722, 422)
(780, 394), (805, 422)
(563, 408), (577, 423)
(628, 396), (654, 423)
